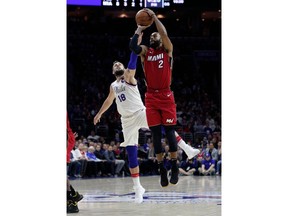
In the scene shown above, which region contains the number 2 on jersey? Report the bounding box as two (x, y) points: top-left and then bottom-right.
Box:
(158, 60), (163, 68)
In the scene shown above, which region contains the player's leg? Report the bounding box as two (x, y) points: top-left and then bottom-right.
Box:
(163, 125), (179, 185)
(67, 178), (80, 213)
(145, 105), (169, 187)
(175, 131), (200, 159)
(150, 125), (169, 187)
(160, 93), (179, 185)
(145, 96), (169, 187)
(122, 114), (145, 203)
(126, 145), (145, 203)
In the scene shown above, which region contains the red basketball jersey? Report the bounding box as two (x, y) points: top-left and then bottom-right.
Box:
(67, 113), (75, 163)
(143, 47), (172, 90)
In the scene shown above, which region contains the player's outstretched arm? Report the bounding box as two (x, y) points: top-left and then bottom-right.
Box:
(125, 51), (138, 85)
(93, 86), (115, 125)
(130, 26), (148, 56)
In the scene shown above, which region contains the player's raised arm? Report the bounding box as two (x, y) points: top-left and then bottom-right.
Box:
(143, 8), (173, 56)
(93, 85), (115, 125)
(124, 51), (138, 85)
(129, 25), (149, 59)
(126, 32), (143, 83)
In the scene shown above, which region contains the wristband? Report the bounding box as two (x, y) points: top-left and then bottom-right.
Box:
(129, 34), (142, 54)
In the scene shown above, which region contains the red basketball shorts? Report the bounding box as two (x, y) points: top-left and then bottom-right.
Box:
(144, 90), (177, 127)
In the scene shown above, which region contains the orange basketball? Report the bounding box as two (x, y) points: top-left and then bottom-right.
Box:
(135, 9), (153, 26)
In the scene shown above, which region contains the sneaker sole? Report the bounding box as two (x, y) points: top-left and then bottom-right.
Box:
(67, 210), (79, 214)
(170, 183), (178, 186)
(169, 180), (179, 186)
(169, 175), (179, 185)
(67, 203), (79, 213)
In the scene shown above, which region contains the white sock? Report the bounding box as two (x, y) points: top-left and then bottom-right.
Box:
(177, 139), (188, 149)
(132, 176), (141, 187)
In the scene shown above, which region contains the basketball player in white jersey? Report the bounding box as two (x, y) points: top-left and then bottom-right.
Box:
(94, 49), (147, 203)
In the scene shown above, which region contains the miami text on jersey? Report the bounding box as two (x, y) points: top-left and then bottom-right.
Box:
(147, 53), (164, 61)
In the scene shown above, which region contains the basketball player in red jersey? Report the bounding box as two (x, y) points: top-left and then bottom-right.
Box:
(130, 8), (199, 187)
(67, 113), (83, 213)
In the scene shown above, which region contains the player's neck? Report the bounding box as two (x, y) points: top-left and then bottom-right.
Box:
(116, 76), (124, 82)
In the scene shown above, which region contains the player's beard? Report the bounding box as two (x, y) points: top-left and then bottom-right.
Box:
(150, 40), (161, 49)
(114, 70), (124, 77)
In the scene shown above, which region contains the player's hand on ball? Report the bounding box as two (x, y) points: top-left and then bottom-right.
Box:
(137, 25), (150, 30)
(143, 8), (156, 18)
(135, 25), (150, 35)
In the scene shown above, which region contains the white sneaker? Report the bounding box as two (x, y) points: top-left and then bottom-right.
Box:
(178, 140), (200, 159)
(133, 186), (145, 203)
(185, 145), (200, 159)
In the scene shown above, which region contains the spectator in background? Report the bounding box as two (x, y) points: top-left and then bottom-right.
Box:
(179, 157), (198, 176)
(163, 145), (172, 173)
(87, 130), (100, 142)
(213, 122), (221, 133)
(87, 140), (95, 148)
(85, 146), (102, 177)
(202, 137), (209, 146)
(203, 120), (213, 136)
(78, 143), (88, 177)
(68, 147), (82, 178)
(71, 144), (86, 178)
(93, 144), (108, 177)
(112, 144), (121, 159)
(216, 141), (222, 175)
(193, 120), (204, 133)
(177, 146), (183, 162)
(140, 142), (159, 175)
(104, 145), (125, 177)
(206, 141), (218, 162)
(207, 115), (216, 131)
(193, 144), (204, 168)
(94, 144), (105, 159)
(198, 153), (216, 176)
(196, 144), (205, 163)
(144, 142), (159, 175)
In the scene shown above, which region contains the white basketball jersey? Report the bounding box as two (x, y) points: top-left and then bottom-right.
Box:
(111, 79), (145, 117)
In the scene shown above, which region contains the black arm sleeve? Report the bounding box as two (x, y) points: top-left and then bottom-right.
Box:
(129, 34), (142, 55)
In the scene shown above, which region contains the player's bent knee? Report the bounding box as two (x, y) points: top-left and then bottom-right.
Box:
(164, 126), (177, 152)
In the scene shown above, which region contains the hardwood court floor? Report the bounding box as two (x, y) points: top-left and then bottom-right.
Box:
(70, 175), (221, 216)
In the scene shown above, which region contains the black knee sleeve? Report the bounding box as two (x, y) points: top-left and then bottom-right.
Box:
(164, 126), (177, 152)
(150, 125), (163, 154)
